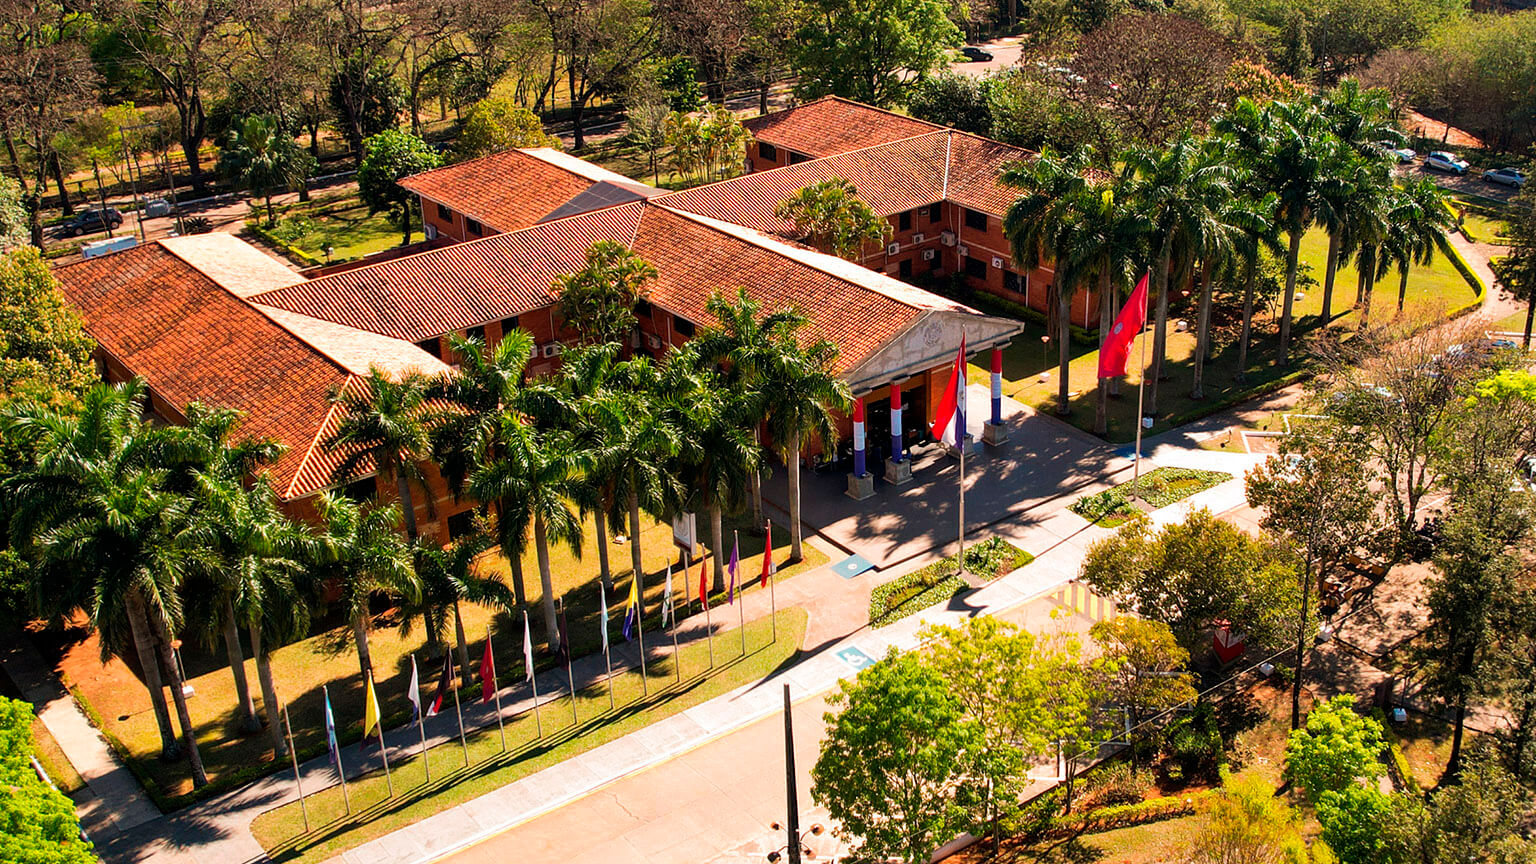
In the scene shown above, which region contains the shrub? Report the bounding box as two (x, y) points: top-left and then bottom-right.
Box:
(1284, 694), (1385, 804)
(268, 215), (317, 244)
(1073, 487), (1133, 522)
(0, 696), (95, 863)
(1163, 701), (1224, 778)
(867, 539), (1033, 627)
(1085, 760), (1153, 807)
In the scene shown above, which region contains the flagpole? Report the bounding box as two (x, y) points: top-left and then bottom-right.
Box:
(734, 530), (746, 656)
(524, 610), (544, 739)
(635, 574), (649, 698)
(412, 656), (430, 783)
(703, 576), (715, 670)
(324, 685), (351, 815)
(281, 705), (310, 833)
(670, 571), (682, 682)
(486, 628), (507, 751)
(767, 521), (777, 644)
(451, 666), (469, 767)
(958, 431), (967, 577)
(559, 598), (577, 727)
(1132, 271), (1152, 501)
(369, 671), (394, 797)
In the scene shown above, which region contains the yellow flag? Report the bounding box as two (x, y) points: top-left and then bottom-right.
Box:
(362, 672), (381, 739)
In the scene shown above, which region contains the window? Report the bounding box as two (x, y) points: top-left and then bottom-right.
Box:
(964, 208), (988, 231)
(500, 316), (520, 337)
(928, 203), (943, 224)
(416, 337), (440, 357)
(789, 151), (813, 164)
(757, 141), (778, 161)
(635, 299), (653, 318)
(898, 258), (913, 279)
(436, 202), (451, 221)
(898, 211), (913, 232)
(1003, 270), (1023, 295)
(466, 324), (486, 343)
(465, 217), (484, 236)
(674, 316), (696, 337)
(341, 477), (376, 502)
(964, 256), (988, 280)
(447, 510), (476, 539)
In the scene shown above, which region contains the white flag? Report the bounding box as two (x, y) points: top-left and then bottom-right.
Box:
(661, 561), (673, 629)
(522, 611), (535, 682)
(600, 583), (610, 653)
(407, 654), (421, 721)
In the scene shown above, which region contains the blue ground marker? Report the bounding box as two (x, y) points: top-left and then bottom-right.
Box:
(832, 554), (874, 579)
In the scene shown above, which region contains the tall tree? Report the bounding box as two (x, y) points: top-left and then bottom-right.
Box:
(562, 0), (660, 149)
(324, 366), (435, 539)
(1379, 179), (1452, 317)
(553, 241), (658, 348)
(0, 247), (94, 409)
(787, 0), (960, 107)
(1504, 189), (1536, 350)
(408, 531), (512, 675)
(356, 129), (443, 246)
(454, 97), (561, 160)
(217, 115), (317, 224)
(1090, 616), (1196, 735)
(774, 178), (891, 261)
(307, 492), (419, 677)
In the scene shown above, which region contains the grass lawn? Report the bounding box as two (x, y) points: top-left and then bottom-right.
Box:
(1069, 467), (1232, 527)
(1492, 307), (1534, 336)
(1460, 211), (1511, 245)
(45, 510), (822, 807)
(276, 199), (423, 262)
(868, 538), (1033, 627)
(0, 673), (85, 794)
(1391, 711), (1455, 791)
(973, 226), (1480, 442)
(250, 608), (807, 863)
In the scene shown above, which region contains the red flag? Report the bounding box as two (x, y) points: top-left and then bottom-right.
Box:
(697, 555), (709, 607)
(1097, 273), (1149, 379)
(760, 520), (774, 589)
(479, 635), (496, 704)
(929, 336), (966, 447)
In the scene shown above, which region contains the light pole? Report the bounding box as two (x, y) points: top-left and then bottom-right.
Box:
(768, 683), (825, 863)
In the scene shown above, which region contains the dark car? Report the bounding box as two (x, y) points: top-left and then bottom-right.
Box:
(959, 46), (993, 62)
(56, 207), (123, 238)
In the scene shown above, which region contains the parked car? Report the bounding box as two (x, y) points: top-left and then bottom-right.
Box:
(55, 207), (123, 238)
(1377, 141), (1416, 163)
(1423, 151), (1470, 175)
(959, 46), (993, 62)
(144, 198), (173, 218)
(1483, 167), (1526, 189)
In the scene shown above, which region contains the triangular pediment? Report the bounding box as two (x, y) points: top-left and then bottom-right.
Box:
(843, 309), (1023, 394)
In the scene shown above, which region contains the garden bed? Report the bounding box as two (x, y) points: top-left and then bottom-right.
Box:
(1070, 467), (1233, 527)
(867, 538), (1034, 628)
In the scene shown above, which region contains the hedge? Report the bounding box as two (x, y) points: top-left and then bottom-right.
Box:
(1437, 233), (1489, 322)
(1058, 790), (1216, 836)
(0, 696), (95, 863)
(244, 220), (325, 268)
(867, 538), (1034, 627)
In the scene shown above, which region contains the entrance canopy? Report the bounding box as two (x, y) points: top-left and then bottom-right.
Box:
(842, 309), (1022, 395)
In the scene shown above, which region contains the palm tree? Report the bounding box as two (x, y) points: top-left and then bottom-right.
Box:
(3, 381), (207, 783)
(551, 344), (625, 595)
(1123, 136), (1234, 414)
(1190, 151), (1239, 401)
(1379, 179), (1453, 316)
(216, 114), (316, 224)
(430, 331), (536, 606)
(1342, 177), (1394, 331)
(774, 177), (892, 260)
(325, 367), (435, 539)
(470, 417), (584, 647)
(408, 532), (512, 675)
(308, 492), (419, 677)
(1003, 146), (1093, 416)
(553, 241), (658, 348)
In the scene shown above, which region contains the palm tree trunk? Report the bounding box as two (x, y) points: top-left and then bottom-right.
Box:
(1056, 283), (1072, 415)
(1148, 241), (1173, 415)
(394, 463), (420, 539)
(628, 490), (645, 591)
(750, 429), (764, 526)
(250, 623), (286, 757)
(788, 429), (804, 561)
(150, 605), (208, 787)
(594, 507), (613, 595)
(1358, 260), (1374, 330)
(1236, 252), (1257, 381)
(709, 497), (725, 593)
(127, 590), (179, 759)
(1321, 231), (1340, 323)
(508, 548), (528, 608)
(453, 599), (471, 676)
(533, 513), (560, 649)
(1279, 228), (1303, 367)
(1191, 258), (1215, 400)
(221, 596), (260, 733)
(1397, 266), (1409, 313)
(1095, 267), (1112, 435)
(352, 612), (373, 677)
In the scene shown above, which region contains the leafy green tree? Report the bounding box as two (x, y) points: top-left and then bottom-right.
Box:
(1284, 695), (1385, 803)
(553, 241), (658, 348)
(1090, 616), (1196, 734)
(325, 367), (435, 539)
(217, 115), (317, 224)
(0, 696), (95, 864)
(1079, 509), (1303, 659)
(329, 53), (406, 157)
(1383, 755), (1536, 864)
(664, 105), (751, 186)
(1500, 189), (1536, 350)
(987, 67), (1117, 157)
(308, 492), (419, 678)
(0, 177), (30, 255)
(1316, 785), (1395, 864)
(906, 71), (991, 134)
(454, 98), (561, 160)
(356, 129), (443, 246)
(0, 248), (94, 410)
(812, 648), (981, 864)
(787, 0), (961, 107)
(774, 177), (891, 261)
(655, 55), (703, 113)
(1187, 770), (1308, 864)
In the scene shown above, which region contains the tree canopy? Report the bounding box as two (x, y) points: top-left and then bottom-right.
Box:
(356, 129), (443, 246)
(787, 0), (960, 107)
(0, 697), (95, 864)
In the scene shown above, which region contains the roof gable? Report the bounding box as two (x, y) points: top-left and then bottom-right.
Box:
(743, 96), (945, 158)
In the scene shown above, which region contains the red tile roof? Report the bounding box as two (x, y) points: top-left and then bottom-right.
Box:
(743, 96), (945, 158)
(53, 242), (449, 500)
(398, 148), (653, 234)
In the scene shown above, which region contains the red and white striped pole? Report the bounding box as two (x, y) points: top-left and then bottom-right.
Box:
(990, 348), (1004, 426)
(889, 385), (904, 463)
(851, 396), (867, 477)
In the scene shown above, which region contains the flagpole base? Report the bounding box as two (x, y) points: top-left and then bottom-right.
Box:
(884, 457), (913, 486)
(845, 472), (875, 500)
(946, 439), (980, 459)
(983, 421), (1009, 446)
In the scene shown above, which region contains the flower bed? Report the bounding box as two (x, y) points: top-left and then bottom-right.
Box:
(867, 538), (1034, 627)
(1070, 467), (1232, 526)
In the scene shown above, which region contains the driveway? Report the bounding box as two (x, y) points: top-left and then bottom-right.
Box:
(950, 35), (1024, 79)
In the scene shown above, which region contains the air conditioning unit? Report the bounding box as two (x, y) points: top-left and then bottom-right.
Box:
(992, 256), (1004, 269)
(886, 242), (901, 255)
(922, 249), (936, 261)
(631, 330), (642, 348)
(940, 231), (957, 247)
(912, 233), (926, 243)
(957, 244), (970, 257)
(646, 334), (662, 350)
(528, 344), (539, 360)
(541, 342), (564, 358)
(424, 224), (438, 241)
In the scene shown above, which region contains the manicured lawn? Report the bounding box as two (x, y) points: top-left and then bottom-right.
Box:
(1459, 211), (1511, 245)
(250, 608), (807, 864)
(868, 538), (1033, 627)
(45, 510), (821, 806)
(276, 200), (423, 262)
(974, 226), (1480, 442)
(1492, 308), (1534, 336)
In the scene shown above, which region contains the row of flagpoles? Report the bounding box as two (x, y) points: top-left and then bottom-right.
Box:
(282, 518), (780, 829)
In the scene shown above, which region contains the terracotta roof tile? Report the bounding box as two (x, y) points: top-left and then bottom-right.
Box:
(743, 96), (945, 158)
(398, 148), (649, 234)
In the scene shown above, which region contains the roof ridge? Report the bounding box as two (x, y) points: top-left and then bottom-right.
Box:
(284, 387), (350, 499)
(768, 95), (947, 132)
(942, 132), (953, 200)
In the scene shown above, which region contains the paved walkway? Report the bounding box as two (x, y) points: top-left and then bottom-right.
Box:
(0, 630), (161, 843)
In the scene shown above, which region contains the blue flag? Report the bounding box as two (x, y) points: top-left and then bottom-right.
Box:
(622, 576), (640, 642)
(323, 685), (341, 768)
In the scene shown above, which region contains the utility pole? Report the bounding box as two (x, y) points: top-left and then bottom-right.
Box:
(783, 683), (801, 864)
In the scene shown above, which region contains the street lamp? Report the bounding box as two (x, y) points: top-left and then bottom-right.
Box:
(766, 823), (823, 862)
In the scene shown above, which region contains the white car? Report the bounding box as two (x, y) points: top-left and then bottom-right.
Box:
(1377, 141), (1415, 164)
(1424, 151), (1470, 175)
(1484, 167), (1526, 189)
